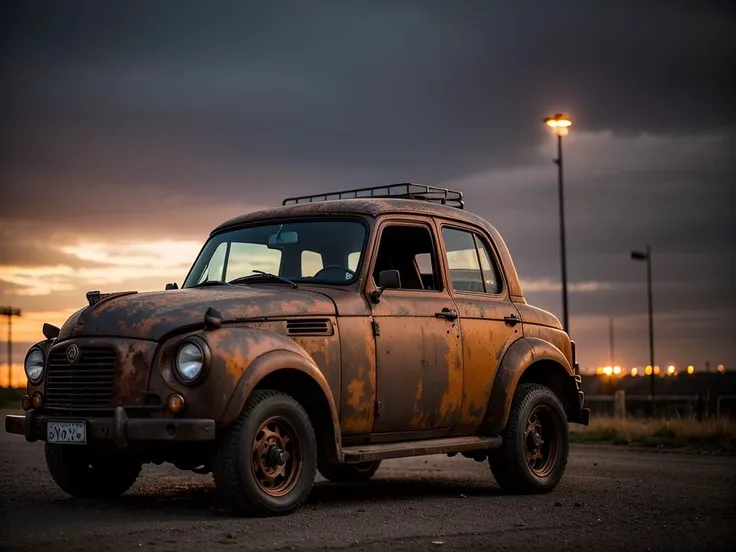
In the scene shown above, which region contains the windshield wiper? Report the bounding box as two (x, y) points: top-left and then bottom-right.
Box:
(229, 270), (298, 289)
(191, 279), (233, 288)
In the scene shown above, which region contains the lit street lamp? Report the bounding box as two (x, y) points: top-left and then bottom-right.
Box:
(631, 245), (655, 414)
(543, 113), (572, 333)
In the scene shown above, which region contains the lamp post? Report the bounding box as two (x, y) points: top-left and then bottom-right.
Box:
(631, 246), (655, 415)
(543, 113), (572, 333)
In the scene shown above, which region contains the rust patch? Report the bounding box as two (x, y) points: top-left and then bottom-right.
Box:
(292, 326), (341, 408)
(437, 334), (462, 425)
(342, 369), (373, 433)
(409, 379), (430, 428)
(338, 318), (376, 435)
(64, 286), (337, 341)
(451, 297), (523, 433)
(371, 290), (463, 433)
(152, 326), (311, 421)
(115, 340), (153, 405)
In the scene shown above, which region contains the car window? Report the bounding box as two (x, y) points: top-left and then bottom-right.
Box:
(348, 251), (361, 271)
(197, 241), (228, 283)
(474, 235), (501, 294)
(225, 243), (282, 280)
(183, 219), (368, 287)
(441, 227), (485, 292)
(441, 227), (501, 294)
(301, 250), (323, 277)
(373, 225), (441, 290)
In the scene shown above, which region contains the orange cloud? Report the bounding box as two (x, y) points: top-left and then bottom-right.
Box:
(0, 239), (202, 297)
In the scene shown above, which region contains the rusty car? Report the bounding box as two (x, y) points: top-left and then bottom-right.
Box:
(5, 183), (589, 516)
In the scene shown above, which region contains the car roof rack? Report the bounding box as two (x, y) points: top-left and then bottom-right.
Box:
(282, 183), (464, 209)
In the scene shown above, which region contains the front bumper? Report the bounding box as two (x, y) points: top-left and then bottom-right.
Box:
(570, 374), (590, 426)
(5, 407), (216, 449)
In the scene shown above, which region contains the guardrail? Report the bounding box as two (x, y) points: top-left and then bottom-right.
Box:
(584, 392), (736, 419)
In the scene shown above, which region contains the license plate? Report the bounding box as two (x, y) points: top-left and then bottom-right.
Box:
(47, 421), (87, 444)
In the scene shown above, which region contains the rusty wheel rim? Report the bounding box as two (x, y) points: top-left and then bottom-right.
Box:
(523, 404), (559, 478)
(251, 415), (302, 497)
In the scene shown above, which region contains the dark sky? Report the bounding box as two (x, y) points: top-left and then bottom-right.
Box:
(1, 0), (734, 371)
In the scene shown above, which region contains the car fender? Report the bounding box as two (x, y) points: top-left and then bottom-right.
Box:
(481, 337), (572, 434)
(154, 326), (342, 456)
(218, 345), (342, 458)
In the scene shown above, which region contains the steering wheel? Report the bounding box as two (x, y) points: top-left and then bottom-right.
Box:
(312, 266), (356, 280)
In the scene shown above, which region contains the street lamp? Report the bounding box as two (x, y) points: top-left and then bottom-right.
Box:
(543, 112), (572, 333)
(631, 245), (655, 414)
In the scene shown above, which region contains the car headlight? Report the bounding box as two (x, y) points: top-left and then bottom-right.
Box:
(24, 347), (45, 384)
(175, 340), (205, 383)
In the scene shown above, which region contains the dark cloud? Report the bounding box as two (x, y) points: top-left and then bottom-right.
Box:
(3, 0), (733, 175)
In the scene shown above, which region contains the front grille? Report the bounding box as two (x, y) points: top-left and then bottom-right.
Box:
(45, 346), (117, 409)
(286, 319), (333, 336)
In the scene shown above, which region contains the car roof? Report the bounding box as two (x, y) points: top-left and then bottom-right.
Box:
(212, 198), (493, 235)
(211, 198), (526, 301)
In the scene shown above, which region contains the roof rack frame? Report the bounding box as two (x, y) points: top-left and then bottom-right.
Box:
(282, 183), (464, 210)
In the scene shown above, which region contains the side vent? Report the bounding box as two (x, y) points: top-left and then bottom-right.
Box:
(286, 318), (333, 337)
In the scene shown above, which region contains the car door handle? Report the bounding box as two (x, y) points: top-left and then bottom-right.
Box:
(503, 313), (520, 325)
(435, 308), (459, 321)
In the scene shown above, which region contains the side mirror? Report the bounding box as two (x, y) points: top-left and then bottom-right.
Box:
(165, 282), (179, 290)
(371, 270), (401, 303)
(378, 269), (401, 289)
(42, 323), (60, 340)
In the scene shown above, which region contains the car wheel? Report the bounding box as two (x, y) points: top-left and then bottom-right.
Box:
(213, 389), (317, 516)
(318, 460), (381, 482)
(488, 383), (569, 493)
(45, 443), (142, 497)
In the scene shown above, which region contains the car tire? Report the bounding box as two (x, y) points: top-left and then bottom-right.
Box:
(45, 443), (142, 498)
(317, 460), (381, 482)
(212, 389), (317, 516)
(488, 383), (569, 494)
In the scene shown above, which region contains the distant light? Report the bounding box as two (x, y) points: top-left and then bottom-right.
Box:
(544, 113), (572, 136)
(645, 365), (653, 376)
(717, 364), (725, 373)
(687, 365), (695, 375)
(603, 366), (613, 376)
(654, 365), (661, 375)
(613, 366), (621, 375)
(596, 366), (604, 375)
(667, 365), (676, 375)
(631, 367), (639, 377)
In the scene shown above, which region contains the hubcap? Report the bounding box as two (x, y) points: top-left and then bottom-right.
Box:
(251, 416), (301, 497)
(523, 404), (559, 478)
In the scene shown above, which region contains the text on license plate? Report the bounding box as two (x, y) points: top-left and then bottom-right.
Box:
(47, 421), (87, 444)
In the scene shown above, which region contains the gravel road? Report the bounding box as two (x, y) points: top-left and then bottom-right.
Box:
(1, 410), (734, 551)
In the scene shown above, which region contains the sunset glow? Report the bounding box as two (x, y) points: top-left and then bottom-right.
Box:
(0, 363), (29, 389)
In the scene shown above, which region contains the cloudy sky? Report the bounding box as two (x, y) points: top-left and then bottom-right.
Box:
(1, 0), (734, 385)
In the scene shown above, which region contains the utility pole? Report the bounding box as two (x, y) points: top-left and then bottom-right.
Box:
(631, 246), (655, 416)
(1, 307), (21, 389)
(609, 317), (615, 365)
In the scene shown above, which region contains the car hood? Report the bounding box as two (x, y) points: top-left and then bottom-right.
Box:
(57, 285), (337, 341)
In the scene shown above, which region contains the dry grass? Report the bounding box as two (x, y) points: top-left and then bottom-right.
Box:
(570, 415), (736, 451)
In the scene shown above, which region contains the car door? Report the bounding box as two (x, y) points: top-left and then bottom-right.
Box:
(437, 223), (523, 433)
(368, 218), (463, 435)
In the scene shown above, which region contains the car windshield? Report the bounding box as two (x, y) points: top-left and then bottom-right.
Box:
(182, 219), (368, 288)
